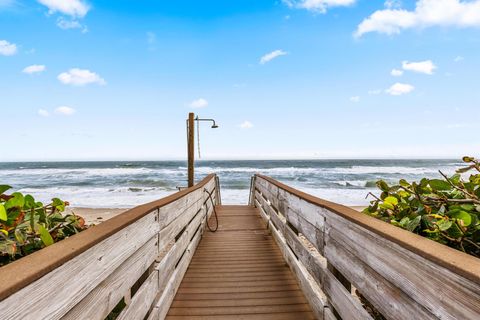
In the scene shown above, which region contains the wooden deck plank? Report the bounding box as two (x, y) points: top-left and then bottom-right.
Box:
(166, 311), (316, 320)
(167, 205), (316, 319)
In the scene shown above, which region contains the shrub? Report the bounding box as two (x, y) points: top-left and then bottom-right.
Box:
(0, 186), (88, 266)
(363, 156), (480, 257)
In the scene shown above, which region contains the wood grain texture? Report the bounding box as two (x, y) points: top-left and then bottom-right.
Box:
(256, 178), (325, 254)
(117, 270), (159, 320)
(0, 175), (218, 320)
(62, 236), (159, 320)
(0, 174), (216, 302)
(254, 174), (480, 320)
(326, 215), (480, 319)
(255, 174), (480, 285)
(324, 236), (435, 320)
(166, 205), (317, 320)
(256, 190), (369, 320)
(149, 223), (204, 320)
(268, 219), (327, 319)
(1, 211), (159, 320)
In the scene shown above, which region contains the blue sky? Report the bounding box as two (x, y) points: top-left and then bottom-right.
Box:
(1, 0), (479, 161)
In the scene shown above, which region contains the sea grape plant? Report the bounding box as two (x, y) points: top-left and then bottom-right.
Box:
(364, 156), (480, 257)
(0, 186), (88, 266)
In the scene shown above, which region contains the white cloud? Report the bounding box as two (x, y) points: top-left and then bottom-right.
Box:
(391, 68), (404, 76)
(386, 82), (415, 95)
(55, 106), (76, 115)
(350, 96), (360, 102)
(23, 64), (46, 74)
(0, 40), (17, 56)
(38, 0), (89, 18)
(189, 98), (208, 108)
(56, 17), (88, 32)
(368, 89), (382, 95)
(239, 121), (254, 129)
(260, 50), (288, 64)
(384, 0), (402, 9)
(402, 60), (436, 74)
(58, 68), (106, 86)
(38, 109), (49, 117)
(355, 0), (480, 37)
(454, 55), (464, 62)
(283, 0), (356, 13)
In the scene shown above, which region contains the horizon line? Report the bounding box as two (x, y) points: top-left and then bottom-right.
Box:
(0, 157), (461, 163)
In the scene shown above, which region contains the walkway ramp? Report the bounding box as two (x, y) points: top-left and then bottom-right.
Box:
(167, 205), (315, 319)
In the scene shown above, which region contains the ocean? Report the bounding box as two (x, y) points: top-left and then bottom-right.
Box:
(0, 159), (462, 208)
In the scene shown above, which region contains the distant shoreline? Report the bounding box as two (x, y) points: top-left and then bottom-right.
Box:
(0, 158), (459, 163)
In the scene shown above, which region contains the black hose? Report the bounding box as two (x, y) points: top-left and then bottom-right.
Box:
(204, 188), (218, 232)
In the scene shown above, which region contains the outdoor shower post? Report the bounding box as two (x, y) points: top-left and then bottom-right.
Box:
(187, 112), (195, 187)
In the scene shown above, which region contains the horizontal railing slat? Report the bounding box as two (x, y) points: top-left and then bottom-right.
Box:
(0, 174), (216, 302)
(324, 236), (435, 320)
(326, 214), (480, 319)
(253, 174), (480, 320)
(267, 217), (327, 319)
(117, 270), (159, 320)
(0, 174), (219, 320)
(2, 210), (159, 320)
(149, 222), (204, 320)
(62, 235), (159, 320)
(157, 208), (207, 296)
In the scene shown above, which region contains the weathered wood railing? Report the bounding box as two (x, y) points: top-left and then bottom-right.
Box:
(0, 174), (219, 320)
(251, 174), (480, 320)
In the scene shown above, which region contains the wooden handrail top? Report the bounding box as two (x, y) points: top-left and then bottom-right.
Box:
(255, 174), (480, 285)
(0, 174), (216, 302)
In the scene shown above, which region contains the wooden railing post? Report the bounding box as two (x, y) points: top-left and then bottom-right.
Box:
(187, 112), (195, 187)
(249, 175), (256, 206)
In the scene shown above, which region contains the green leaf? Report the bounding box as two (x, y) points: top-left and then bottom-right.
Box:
(14, 229), (26, 245)
(37, 224), (54, 246)
(399, 217), (410, 228)
(447, 222), (463, 239)
(457, 165), (475, 174)
(399, 179), (410, 188)
(398, 190), (410, 198)
(384, 196), (398, 206)
(407, 216), (421, 232)
(449, 210), (472, 227)
(0, 185), (12, 195)
(463, 156), (474, 163)
(24, 195), (35, 209)
(376, 180), (389, 192)
(429, 179), (451, 191)
(379, 202), (394, 210)
(5, 192), (25, 210)
(460, 204), (475, 211)
(52, 198), (66, 212)
(0, 204), (7, 221)
(436, 219), (452, 231)
(450, 174), (461, 185)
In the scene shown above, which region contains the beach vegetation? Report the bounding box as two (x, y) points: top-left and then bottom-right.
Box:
(364, 156), (480, 257)
(0, 188), (88, 266)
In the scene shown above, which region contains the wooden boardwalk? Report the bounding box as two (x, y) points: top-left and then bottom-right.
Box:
(166, 205), (316, 319)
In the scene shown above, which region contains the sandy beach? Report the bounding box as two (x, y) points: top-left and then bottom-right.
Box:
(66, 207), (127, 225)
